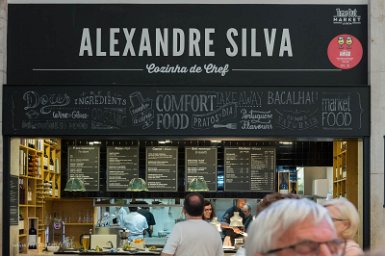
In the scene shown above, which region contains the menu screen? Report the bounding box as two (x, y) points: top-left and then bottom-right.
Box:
(107, 146), (139, 192)
(224, 147), (275, 192)
(68, 145), (100, 191)
(146, 146), (178, 192)
(185, 147), (217, 191)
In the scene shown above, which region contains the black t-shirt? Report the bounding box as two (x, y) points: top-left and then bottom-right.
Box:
(137, 209), (156, 226)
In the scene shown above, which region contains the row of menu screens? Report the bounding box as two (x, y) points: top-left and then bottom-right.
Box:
(68, 146), (276, 192)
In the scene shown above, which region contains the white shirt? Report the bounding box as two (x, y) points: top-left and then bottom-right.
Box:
(162, 219), (224, 256)
(122, 212), (148, 239)
(118, 207), (128, 227)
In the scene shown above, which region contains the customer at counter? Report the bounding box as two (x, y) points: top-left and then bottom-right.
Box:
(202, 200), (216, 222)
(221, 198), (247, 246)
(255, 192), (299, 216)
(322, 197), (364, 256)
(245, 198), (345, 256)
(234, 192), (300, 256)
(161, 193), (223, 256)
(121, 203), (148, 240)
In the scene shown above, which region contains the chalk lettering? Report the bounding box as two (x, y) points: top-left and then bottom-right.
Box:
(156, 94), (215, 112)
(23, 91), (71, 114)
(267, 91), (317, 105)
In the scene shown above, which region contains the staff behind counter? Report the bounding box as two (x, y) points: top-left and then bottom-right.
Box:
(118, 203), (148, 240)
(221, 198), (247, 246)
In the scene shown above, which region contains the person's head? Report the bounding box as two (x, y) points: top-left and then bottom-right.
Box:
(236, 198), (247, 210)
(245, 198), (344, 256)
(202, 200), (216, 221)
(128, 201), (139, 212)
(256, 192), (300, 215)
(322, 197), (359, 240)
(128, 206), (138, 212)
(242, 204), (251, 217)
(135, 200), (149, 210)
(184, 193), (204, 217)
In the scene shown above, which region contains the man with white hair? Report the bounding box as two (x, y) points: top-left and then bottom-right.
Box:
(245, 198), (346, 256)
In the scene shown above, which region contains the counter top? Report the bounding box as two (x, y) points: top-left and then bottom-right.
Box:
(55, 250), (160, 255)
(21, 248), (237, 256)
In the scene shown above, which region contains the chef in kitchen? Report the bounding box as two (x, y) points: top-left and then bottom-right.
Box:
(120, 202), (148, 240)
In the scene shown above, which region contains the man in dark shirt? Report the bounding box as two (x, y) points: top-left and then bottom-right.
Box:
(221, 198), (247, 245)
(136, 201), (156, 237)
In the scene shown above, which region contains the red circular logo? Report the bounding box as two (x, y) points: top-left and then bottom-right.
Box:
(327, 34), (363, 70)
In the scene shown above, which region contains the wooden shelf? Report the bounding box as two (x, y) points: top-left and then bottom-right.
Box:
(19, 175), (43, 181)
(65, 222), (94, 226)
(45, 199), (95, 248)
(334, 178), (347, 183)
(332, 140), (358, 208)
(15, 138), (62, 254)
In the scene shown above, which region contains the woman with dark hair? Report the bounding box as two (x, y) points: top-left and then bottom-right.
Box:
(202, 200), (216, 222)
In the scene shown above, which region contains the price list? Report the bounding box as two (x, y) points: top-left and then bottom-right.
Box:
(146, 146), (178, 192)
(107, 146), (139, 192)
(185, 147), (217, 191)
(224, 147), (251, 191)
(68, 146), (100, 191)
(250, 147), (275, 192)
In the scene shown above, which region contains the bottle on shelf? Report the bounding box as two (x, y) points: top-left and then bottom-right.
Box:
(27, 154), (33, 176)
(49, 155), (54, 172)
(290, 183), (297, 194)
(19, 214), (25, 235)
(54, 182), (59, 198)
(279, 173), (289, 194)
(19, 149), (26, 175)
(27, 139), (35, 149)
(19, 178), (25, 204)
(55, 158), (60, 173)
(27, 180), (33, 203)
(28, 221), (37, 249)
(43, 150), (48, 170)
(36, 182), (44, 204)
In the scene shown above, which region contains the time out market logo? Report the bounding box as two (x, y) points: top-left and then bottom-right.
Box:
(333, 8), (362, 25)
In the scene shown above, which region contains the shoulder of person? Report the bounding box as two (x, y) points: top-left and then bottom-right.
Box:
(345, 240), (364, 255)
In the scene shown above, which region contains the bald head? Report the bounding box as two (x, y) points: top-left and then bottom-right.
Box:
(184, 193), (204, 217)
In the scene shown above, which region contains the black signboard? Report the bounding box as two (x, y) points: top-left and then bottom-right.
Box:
(9, 176), (18, 225)
(185, 147), (217, 191)
(224, 147), (275, 192)
(146, 146), (178, 192)
(107, 146), (139, 192)
(8, 4), (367, 86)
(3, 85), (370, 137)
(250, 147), (276, 192)
(68, 146), (100, 191)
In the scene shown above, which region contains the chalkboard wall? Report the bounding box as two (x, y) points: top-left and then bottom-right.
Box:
(3, 85), (369, 137)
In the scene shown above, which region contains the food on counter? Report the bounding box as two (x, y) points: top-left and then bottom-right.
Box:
(147, 245), (157, 251)
(122, 243), (134, 251)
(95, 245), (103, 252)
